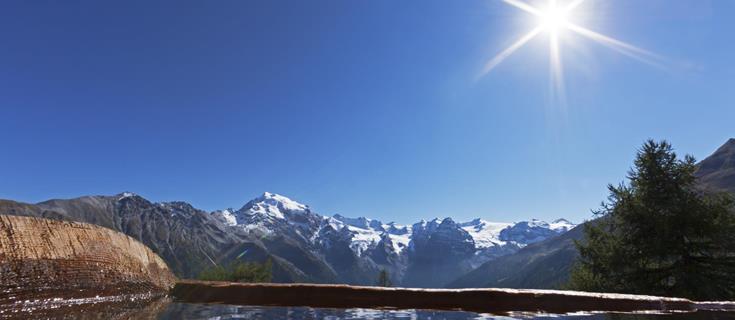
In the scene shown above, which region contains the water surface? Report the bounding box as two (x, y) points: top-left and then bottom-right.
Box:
(156, 303), (735, 320)
(5, 298), (735, 319)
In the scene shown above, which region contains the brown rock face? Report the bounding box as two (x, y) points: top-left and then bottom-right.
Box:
(0, 215), (176, 304)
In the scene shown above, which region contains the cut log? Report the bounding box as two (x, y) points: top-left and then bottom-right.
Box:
(0, 215), (176, 304)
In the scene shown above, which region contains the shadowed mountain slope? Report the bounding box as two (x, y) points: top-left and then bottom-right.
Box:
(448, 223), (584, 289)
(696, 138), (735, 193)
(0, 192), (571, 287)
(449, 138), (735, 289)
(0, 195), (330, 283)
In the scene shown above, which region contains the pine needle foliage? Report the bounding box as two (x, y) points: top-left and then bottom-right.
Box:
(198, 259), (273, 283)
(569, 140), (735, 300)
(376, 269), (392, 287)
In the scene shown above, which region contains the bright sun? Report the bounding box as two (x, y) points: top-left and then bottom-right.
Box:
(481, 0), (663, 103)
(539, 4), (569, 33)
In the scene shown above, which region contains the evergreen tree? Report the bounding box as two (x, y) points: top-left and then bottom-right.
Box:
(569, 140), (735, 300)
(376, 269), (392, 287)
(198, 258), (273, 283)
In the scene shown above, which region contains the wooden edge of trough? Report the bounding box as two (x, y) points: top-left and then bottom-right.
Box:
(171, 280), (735, 315)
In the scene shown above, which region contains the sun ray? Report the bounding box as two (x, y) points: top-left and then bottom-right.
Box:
(565, 0), (586, 11)
(566, 23), (668, 69)
(503, 0), (543, 16)
(479, 26), (543, 77)
(481, 0), (666, 99)
(549, 31), (566, 105)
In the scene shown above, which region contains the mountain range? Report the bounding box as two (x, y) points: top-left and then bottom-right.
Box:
(1, 138), (731, 289)
(0, 190), (572, 287)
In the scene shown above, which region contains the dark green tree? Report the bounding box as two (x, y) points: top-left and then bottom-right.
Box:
(569, 140), (735, 300)
(376, 269), (392, 287)
(198, 258), (273, 283)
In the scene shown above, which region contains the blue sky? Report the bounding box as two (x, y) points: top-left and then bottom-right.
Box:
(1, 0), (733, 224)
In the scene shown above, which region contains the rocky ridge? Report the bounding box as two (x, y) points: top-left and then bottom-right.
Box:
(211, 192), (574, 287)
(0, 192), (573, 287)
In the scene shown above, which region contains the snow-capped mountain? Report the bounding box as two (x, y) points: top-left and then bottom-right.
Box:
(211, 208), (237, 226)
(3, 139), (730, 289)
(459, 218), (512, 249)
(211, 192), (575, 287)
(0, 189), (575, 287)
(497, 218), (574, 245)
(331, 214), (411, 255)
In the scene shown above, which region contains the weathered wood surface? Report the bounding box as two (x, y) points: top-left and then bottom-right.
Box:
(0, 215), (176, 304)
(171, 281), (735, 315)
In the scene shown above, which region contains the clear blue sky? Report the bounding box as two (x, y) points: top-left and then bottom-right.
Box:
(1, 0), (733, 224)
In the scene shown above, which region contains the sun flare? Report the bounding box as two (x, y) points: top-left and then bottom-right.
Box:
(539, 2), (570, 33)
(481, 0), (664, 103)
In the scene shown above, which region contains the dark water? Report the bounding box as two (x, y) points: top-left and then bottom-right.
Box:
(157, 303), (735, 319)
(4, 297), (735, 319)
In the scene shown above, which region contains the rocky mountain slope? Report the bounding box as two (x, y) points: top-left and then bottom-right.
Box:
(0, 195), (329, 283)
(696, 138), (735, 193)
(448, 138), (735, 289)
(209, 192), (573, 287)
(0, 191), (572, 287)
(448, 223), (585, 289)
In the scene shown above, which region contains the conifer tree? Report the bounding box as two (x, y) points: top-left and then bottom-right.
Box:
(569, 140), (735, 300)
(198, 258), (273, 283)
(376, 269), (392, 287)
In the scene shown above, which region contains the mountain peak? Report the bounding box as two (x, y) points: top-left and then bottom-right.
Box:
(238, 192), (310, 220)
(211, 209), (237, 226)
(459, 218), (483, 227)
(261, 191), (279, 198)
(550, 218), (575, 232)
(439, 217), (456, 225)
(116, 192), (138, 200)
(258, 191), (295, 201)
(519, 219), (549, 228)
(715, 138), (735, 152)
(251, 192), (308, 210)
(696, 139), (735, 193)
(332, 214), (384, 231)
(697, 139), (735, 173)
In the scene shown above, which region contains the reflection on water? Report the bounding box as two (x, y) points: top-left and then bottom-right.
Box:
(160, 303), (497, 319)
(3, 298), (735, 319)
(0, 294), (169, 320)
(156, 303), (735, 320)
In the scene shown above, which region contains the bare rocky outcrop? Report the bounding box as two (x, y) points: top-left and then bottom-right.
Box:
(0, 215), (176, 304)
